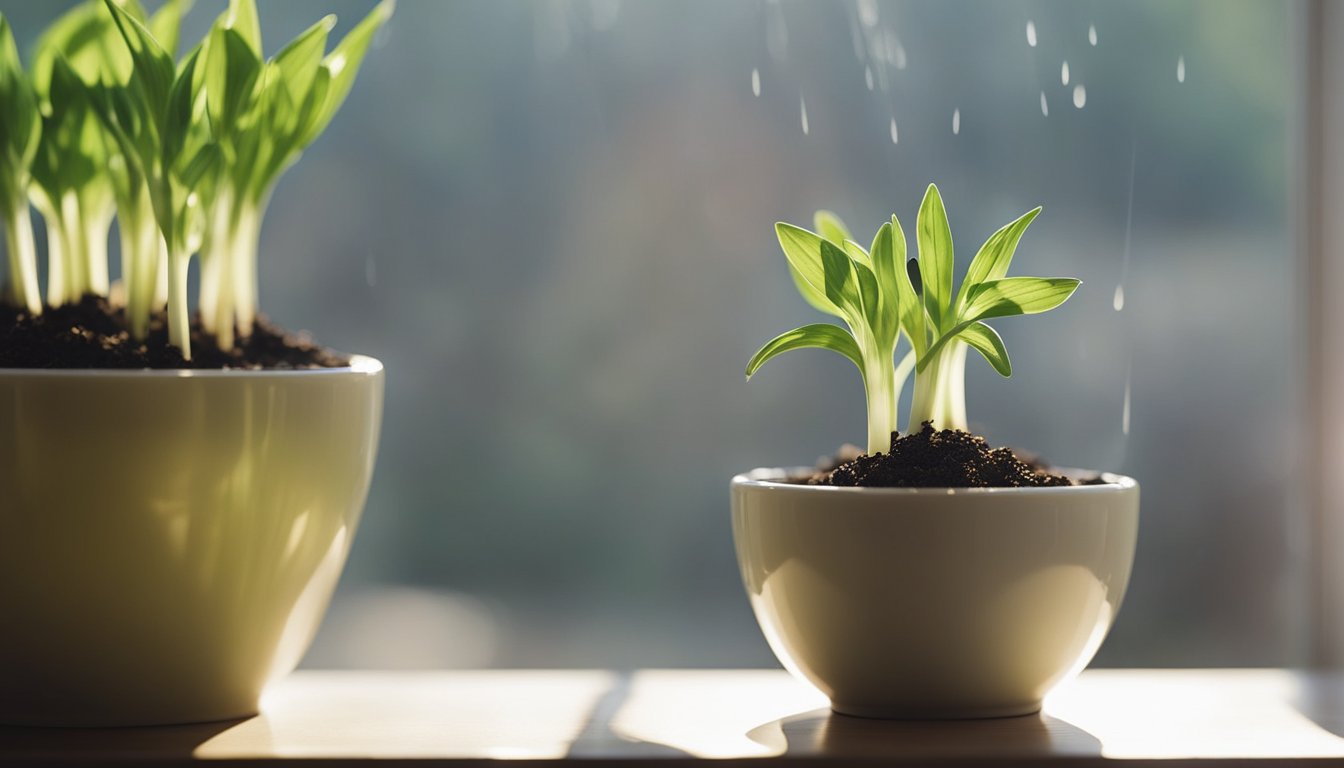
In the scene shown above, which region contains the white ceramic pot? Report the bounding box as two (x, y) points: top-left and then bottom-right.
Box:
(732, 469), (1138, 719)
(0, 357), (384, 726)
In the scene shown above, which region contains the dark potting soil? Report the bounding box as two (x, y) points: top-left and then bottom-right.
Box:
(808, 423), (1076, 488)
(0, 294), (350, 370)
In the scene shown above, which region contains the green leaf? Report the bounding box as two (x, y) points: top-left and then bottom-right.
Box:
(957, 206), (1041, 311)
(851, 256), (882, 336)
(272, 15), (336, 109)
(225, 0), (262, 57)
(814, 210), (851, 247)
(886, 216), (925, 354)
(959, 322), (1011, 377)
(916, 183), (954, 333)
(305, 0), (394, 144)
(841, 238), (871, 267)
(0, 14), (41, 210)
(149, 0), (192, 59)
(776, 221), (842, 318)
(820, 239), (862, 325)
(962, 276), (1081, 321)
(161, 47), (201, 166)
(204, 27), (262, 141)
(104, 0), (174, 112)
(921, 277), (1080, 369)
(746, 323), (862, 380)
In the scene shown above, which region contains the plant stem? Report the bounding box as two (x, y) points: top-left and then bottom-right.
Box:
(907, 339), (970, 433)
(119, 201), (161, 339)
(232, 202), (261, 339)
(864, 347), (898, 454)
(166, 246), (191, 361)
(4, 204), (41, 316)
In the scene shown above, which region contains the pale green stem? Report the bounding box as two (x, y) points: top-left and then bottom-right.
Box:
(119, 204), (161, 340)
(41, 206), (65, 307)
(166, 247), (191, 361)
(864, 347), (898, 455)
(232, 204), (261, 339)
(4, 204), (41, 315)
(85, 210), (112, 298)
(908, 340), (970, 433)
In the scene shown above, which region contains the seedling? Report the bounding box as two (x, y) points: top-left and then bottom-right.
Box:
(0, 0), (392, 361)
(747, 184), (1080, 455)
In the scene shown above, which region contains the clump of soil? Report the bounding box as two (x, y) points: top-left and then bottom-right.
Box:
(0, 295), (349, 370)
(810, 423), (1075, 488)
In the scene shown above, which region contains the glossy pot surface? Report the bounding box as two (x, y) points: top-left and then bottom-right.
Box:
(732, 469), (1139, 719)
(0, 358), (384, 726)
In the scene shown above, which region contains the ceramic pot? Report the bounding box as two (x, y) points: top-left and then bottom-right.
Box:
(0, 358), (384, 726)
(732, 469), (1138, 719)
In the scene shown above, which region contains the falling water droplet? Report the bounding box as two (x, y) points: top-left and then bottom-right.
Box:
(1112, 284), (1125, 311)
(889, 117), (898, 144)
(1088, 24), (1097, 46)
(1040, 91), (1048, 116)
(865, 65), (874, 90)
(1121, 365), (1132, 435)
(1073, 84), (1086, 108)
(800, 94), (809, 135)
(1176, 55), (1186, 83)
(857, 0), (879, 28)
(1026, 20), (1037, 47)
(952, 108), (960, 135)
(1061, 60), (1070, 85)
(751, 68), (761, 97)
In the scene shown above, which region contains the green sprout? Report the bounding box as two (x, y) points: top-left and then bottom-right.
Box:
(0, 15), (42, 316)
(0, 0), (391, 361)
(196, 0), (393, 350)
(747, 184), (1080, 455)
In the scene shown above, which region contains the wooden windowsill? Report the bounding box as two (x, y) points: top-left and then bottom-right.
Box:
(4, 669), (1344, 765)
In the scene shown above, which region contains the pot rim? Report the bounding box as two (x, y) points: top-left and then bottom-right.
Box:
(0, 354), (382, 378)
(734, 466), (1137, 495)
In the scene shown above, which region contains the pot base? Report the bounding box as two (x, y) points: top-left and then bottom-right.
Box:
(830, 700), (1042, 720)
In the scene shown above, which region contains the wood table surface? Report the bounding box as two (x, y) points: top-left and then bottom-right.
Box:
(6, 669), (1344, 766)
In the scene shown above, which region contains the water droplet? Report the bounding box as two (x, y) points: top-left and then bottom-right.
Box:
(1112, 284), (1124, 311)
(1040, 91), (1048, 116)
(1176, 55), (1185, 83)
(1072, 84), (1086, 108)
(365, 255), (377, 288)
(800, 94), (809, 135)
(865, 65), (874, 90)
(952, 108), (960, 135)
(1061, 60), (1070, 85)
(857, 0), (879, 28)
(1121, 366), (1132, 435)
(1026, 20), (1037, 47)
(892, 40), (907, 69)
(1088, 24), (1097, 46)
(889, 117), (898, 144)
(751, 67), (761, 97)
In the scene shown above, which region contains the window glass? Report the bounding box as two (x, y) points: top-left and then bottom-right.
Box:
(11, 0), (1301, 667)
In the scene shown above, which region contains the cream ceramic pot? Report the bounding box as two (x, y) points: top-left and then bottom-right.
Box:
(0, 358), (384, 726)
(732, 469), (1138, 719)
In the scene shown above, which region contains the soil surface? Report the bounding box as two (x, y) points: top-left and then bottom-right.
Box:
(808, 423), (1076, 488)
(0, 295), (350, 370)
